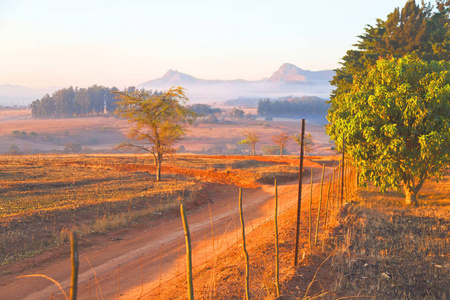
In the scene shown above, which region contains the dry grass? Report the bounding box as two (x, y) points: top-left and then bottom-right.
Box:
(0, 153), (306, 265)
(0, 109), (334, 155)
(156, 170), (342, 300)
(155, 167), (450, 299)
(330, 170), (450, 299)
(0, 155), (201, 264)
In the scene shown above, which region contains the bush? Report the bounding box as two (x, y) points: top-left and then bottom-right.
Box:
(261, 145), (288, 156)
(64, 142), (82, 153)
(8, 145), (20, 155)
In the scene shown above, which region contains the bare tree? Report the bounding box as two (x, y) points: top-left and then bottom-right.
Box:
(272, 132), (291, 157)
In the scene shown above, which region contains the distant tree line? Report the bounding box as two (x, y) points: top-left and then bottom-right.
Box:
(31, 85), (119, 118)
(257, 96), (329, 116)
(186, 104), (222, 116)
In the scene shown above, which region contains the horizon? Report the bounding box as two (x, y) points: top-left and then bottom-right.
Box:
(1, 0), (409, 88)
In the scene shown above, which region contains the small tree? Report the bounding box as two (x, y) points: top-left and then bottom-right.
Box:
(231, 108), (245, 120)
(114, 87), (197, 181)
(239, 130), (260, 156)
(64, 142), (82, 153)
(8, 144), (20, 155)
(293, 133), (314, 155)
(272, 132), (291, 157)
(327, 56), (450, 205)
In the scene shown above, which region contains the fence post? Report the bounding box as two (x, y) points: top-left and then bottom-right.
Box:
(70, 231), (79, 300)
(315, 164), (325, 245)
(309, 169), (313, 251)
(274, 180), (280, 298)
(180, 204), (194, 300)
(324, 173), (332, 230)
(340, 136), (345, 206)
(294, 118), (305, 266)
(239, 188), (250, 300)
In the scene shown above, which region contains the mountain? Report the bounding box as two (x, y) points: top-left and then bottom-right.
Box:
(140, 69), (250, 87)
(139, 63), (334, 104)
(141, 69), (201, 86)
(0, 84), (58, 106)
(268, 63), (334, 83)
(0, 64), (334, 107)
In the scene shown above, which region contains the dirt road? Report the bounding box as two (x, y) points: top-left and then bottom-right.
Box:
(1, 163), (333, 299)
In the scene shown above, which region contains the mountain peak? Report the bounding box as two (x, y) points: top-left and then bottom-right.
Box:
(269, 63), (334, 83)
(163, 69), (181, 77)
(269, 63), (307, 82)
(141, 69), (199, 87)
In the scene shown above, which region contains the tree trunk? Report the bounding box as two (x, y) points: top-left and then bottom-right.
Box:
(156, 153), (162, 182)
(280, 146), (283, 157)
(252, 144), (255, 156)
(404, 184), (418, 206)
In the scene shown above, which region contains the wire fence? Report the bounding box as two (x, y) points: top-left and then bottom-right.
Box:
(45, 159), (358, 299)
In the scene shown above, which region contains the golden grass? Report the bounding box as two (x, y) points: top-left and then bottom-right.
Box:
(330, 170), (450, 299)
(0, 153), (305, 265)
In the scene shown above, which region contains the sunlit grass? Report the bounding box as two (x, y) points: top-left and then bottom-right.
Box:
(330, 169), (450, 299)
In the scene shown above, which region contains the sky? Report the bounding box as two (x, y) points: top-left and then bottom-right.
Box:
(0, 0), (410, 88)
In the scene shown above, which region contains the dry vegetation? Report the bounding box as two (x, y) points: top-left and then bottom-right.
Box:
(0, 154), (301, 265)
(330, 169), (450, 299)
(157, 168), (450, 299)
(0, 109), (333, 155)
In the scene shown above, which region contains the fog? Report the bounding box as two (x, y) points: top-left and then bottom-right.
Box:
(140, 80), (333, 105)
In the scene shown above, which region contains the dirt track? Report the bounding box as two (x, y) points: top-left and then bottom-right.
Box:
(1, 163), (332, 299)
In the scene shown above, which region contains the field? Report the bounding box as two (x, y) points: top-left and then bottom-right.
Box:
(156, 168), (450, 299)
(1, 109), (449, 299)
(0, 153), (305, 265)
(0, 109), (334, 155)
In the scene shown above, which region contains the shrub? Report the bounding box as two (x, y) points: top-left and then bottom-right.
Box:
(64, 142), (82, 153)
(8, 145), (20, 155)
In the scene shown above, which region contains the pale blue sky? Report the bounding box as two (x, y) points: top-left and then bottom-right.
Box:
(1, 0), (410, 88)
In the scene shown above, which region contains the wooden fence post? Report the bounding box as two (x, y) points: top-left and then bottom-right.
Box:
(315, 164), (325, 245)
(70, 231), (79, 300)
(274, 180), (280, 298)
(340, 136), (345, 206)
(180, 204), (194, 300)
(309, 169), (313, 251)
(324, 173), (332, 230)
(239, 188), (250, 300)
(294, 118), (305, 266)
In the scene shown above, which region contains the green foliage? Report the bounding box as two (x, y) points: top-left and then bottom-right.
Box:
(257, 97), (329, 116)
(31, 85), (119, 118)
(114, 87), (197, 181)
(293, 133), (314, 154)
(239, 130), (260, 156)
(327, 56), (450, 204)
(186, 103), (221, 115)
(331, 0), (450, 99)
(231, 108), (245, 120)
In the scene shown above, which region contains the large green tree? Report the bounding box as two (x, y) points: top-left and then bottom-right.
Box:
(114, 87), (197, 181)
(331, 0), (450, 100)
(327, 56), (450, 205)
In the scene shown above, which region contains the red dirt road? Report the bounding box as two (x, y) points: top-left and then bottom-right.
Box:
(0, 163), (333, 299)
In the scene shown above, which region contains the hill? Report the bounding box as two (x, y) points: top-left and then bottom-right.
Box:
(139, 63), (334, 104)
